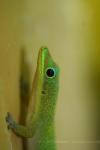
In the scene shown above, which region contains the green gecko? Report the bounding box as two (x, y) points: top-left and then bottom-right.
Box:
(6, 47), (59, 150)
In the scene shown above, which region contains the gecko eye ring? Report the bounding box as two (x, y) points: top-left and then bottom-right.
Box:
(46, 67), (56, 78)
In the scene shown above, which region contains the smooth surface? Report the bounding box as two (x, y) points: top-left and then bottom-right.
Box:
(0, 0), (99, 150)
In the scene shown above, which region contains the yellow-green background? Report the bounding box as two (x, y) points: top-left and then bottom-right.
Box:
(0, 0), (99, 150)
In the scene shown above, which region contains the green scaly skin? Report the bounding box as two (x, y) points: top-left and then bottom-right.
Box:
(6, 47), (59, 150)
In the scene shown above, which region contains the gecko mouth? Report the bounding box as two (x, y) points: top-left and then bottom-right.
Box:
(37, 47), (49, 77)
(38, 47), (50, 96)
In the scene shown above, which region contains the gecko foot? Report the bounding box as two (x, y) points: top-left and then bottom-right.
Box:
(5, 112), (16, 130)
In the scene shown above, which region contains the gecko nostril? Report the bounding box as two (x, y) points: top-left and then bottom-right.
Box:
(41, 90), (46, 94)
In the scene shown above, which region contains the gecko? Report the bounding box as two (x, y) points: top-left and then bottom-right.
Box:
(6, 47), (59, 150)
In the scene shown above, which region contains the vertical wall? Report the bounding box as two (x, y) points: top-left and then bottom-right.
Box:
(0, 0), (99, 150)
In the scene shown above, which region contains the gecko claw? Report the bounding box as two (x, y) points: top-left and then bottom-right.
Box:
(5, 112), (16, 129)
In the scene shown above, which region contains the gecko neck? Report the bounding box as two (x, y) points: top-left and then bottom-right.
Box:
(36, 120), (56, 150)
(35, 93), (57, 150)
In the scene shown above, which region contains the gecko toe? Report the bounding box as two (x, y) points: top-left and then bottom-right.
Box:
(6, 112), (12, 122)
(5, 112), (15, 129)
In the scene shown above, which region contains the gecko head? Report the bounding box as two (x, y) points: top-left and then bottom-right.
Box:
(35, 47), (60, 119)
(38, 46), (60, 100)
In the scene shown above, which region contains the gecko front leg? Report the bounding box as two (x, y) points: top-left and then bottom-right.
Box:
(6, 112), (36, 138)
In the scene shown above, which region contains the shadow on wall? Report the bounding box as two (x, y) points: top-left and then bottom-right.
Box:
(90, 65), (100, 140)
(19, 47), (31, 150)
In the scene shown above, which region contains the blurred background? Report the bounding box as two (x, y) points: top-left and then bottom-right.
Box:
(0, 0), (99, 150)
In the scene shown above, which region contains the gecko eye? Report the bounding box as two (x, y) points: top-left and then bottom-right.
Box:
(46, 68), (56, 78)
